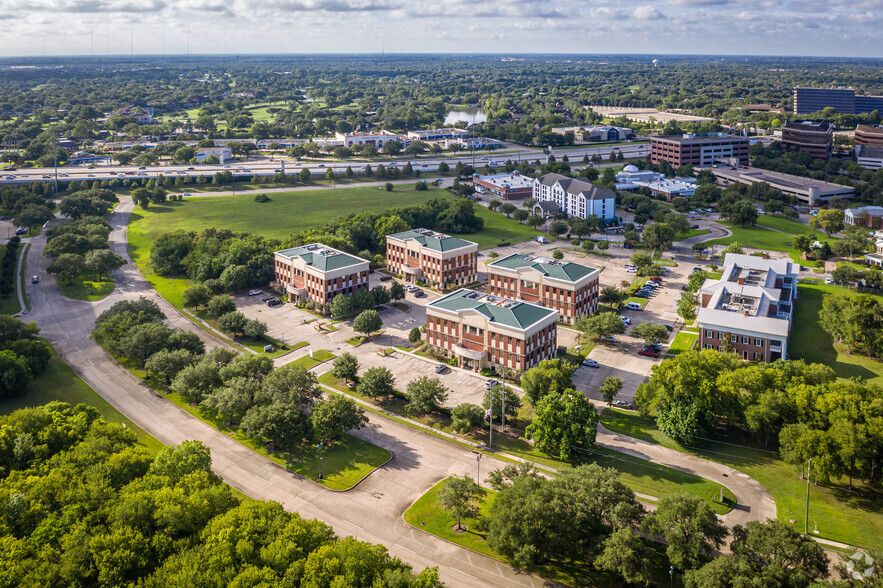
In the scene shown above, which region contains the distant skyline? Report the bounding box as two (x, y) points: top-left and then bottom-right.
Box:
(0, 0), (880, 58)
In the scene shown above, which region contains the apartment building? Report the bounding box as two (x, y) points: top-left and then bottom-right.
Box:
(487, 253), (600, 324)
(650, 133), (750, 167)
(274, 244), (369, 305)
(697, 254), (799, 362)
(781, 120), (833, 160)
(385, 229), (478, 288)
(472, 171), (533, 200)
(533, 172), (617, 220)
(425, 289), (558, 372)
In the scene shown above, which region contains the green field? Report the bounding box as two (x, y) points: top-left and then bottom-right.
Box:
(707, 216), (831, 253)
(0, 340), (163, 455)
(58, 275), (115, 301)
(0, 243), (28, 315)
(790, 283), (883, 385)
(674, 228), (710, 240)
(458, 205), (544, 249)
(601, 408), (883, 551)
(668, 331), (698, 355)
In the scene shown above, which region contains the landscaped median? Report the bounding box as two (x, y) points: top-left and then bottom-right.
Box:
(600, 407), (883, 551)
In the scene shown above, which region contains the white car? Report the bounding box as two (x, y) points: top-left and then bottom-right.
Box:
(248, 289), (263, 296)
(620, 316), (631, 325)
(824, 278), (833, 284)
(626, 267), (638, 273)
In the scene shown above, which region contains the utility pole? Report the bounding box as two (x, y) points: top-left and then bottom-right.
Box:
(487, 387), (493, 449)
(51, 118), (58, 195)
(501, 386), (506, 433)
(474, 452), (482, 485)
(804, 458), (812, 535)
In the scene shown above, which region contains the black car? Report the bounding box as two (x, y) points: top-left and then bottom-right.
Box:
(0, 216), (8, 221)
(261, 295), (275, 302)
(15, 228), (28, 235)
(414, 290), (426, 298)
(379, 274), (392, 282)
(267, 299), (283, 307)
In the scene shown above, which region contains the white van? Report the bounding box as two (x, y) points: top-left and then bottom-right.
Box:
(625, 302), (643, 311)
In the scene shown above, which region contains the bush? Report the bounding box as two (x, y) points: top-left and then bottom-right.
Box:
(385, 182), (394, 192)
(254, 193), (270, 202)
(415, 181), (428, 191)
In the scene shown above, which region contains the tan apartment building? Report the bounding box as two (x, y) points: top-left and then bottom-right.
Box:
(274, 244), (369, 306)
(425, 289), (558, 372)
(486, 253), (600, 324)
(386, 229), (478, 289)
(697, 254), (799, 362)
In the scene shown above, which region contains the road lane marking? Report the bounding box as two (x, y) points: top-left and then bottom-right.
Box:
(255, 473), (271, 484)
(138, 401), (150, 410)
(343, 519), (364, 530)
(397, 546), (416, 554)
(450, 568), (478, 579)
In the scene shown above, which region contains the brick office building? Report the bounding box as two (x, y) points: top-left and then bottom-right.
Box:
(385, 229), (478, 288)
(486, 253), (600, 324)
(472, 172), (533, 200)
(697, 254), (799, 362)
(855, 125), (883, 146)
(650, 133), (750, 167)
(781, 120), (833, 160)
(274, 244), (369, 305)
(425, 289), (558, 372)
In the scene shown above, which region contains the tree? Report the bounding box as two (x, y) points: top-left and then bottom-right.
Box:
(549, 220), (568, 236)
(408, 327), (421, 344)
(513, 209), (529, 223)
(311, 395), (367, 442)
(47, 253), (83, 284)
(0, 350), (32, 399)
(488, 199), (501, 211)
(599, 285), (628, 310)
(498, 203), (516, 217)
(331, 352), (359, 384)
(552, 249), (564, 260)
(526, 388), (599, 463)
(389, 281), (406, 302)
(810, 208), (844, 236)
(203, 376), (258, 424)
(371, 285), (391, 305)
(595, 529), (655, 587)
(576, 311), (626, 340)
(330, 293), (354, 317)
(145, 348), (193, 385)
(642, 222), (675, 251)
(451, 403), (484, 433)
(405, 376), (449, 414)
(150, 439), (214, 482)
(84, 249), (126, 280)
(678, 290), (699, 322)
(520, 358), (577, 405)
(357, 366), (395, 399)
(599, 377), (623, 406)
(353, 309), (382, 335)
(684, 519), (828, 588)
(242, 318), (268, 341)
(382, 140), (402, 155)
(437, 475), (482, 531)
(643, 492), (728, 570)
(206, 295), (236, 319)
(728, 201), (759, 227)
(239, 402), (313, 453)
(527, 214), (544, 229)
(657, 400), (711, 446)
(724, 241), (744, 255)
(631, 321), (669, 346)
(258, 364), (320, 407)
(183, 284), (212, 309)
(13, 204), (53, 229)
(217, 311), (249, 336)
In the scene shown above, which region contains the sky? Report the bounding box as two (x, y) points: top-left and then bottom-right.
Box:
(0, 0), (881, 58)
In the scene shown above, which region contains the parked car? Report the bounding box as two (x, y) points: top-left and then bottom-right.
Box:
(0, 216), (8, 220)
(638, 348), (660, 358)
(619, 316), (631, 325)
(379, 274), (392, 282)
(601, 335), (617, 343)
(623, 243), (633, 249)
(31, 275), (39, 284)
(183, 192), (191, 196)
(261, 295), (275, 302)
(248, 289), (263, 296)
(824, 278), (834, 284)
(612, 400), (633, 410)
(267, 299), (282, 307)
(414, 290), (426, 298)
(15, 228), (28, 235)
(582, 359), (600, 368)
(626, 267), (638, 273)
(434, 364), (447, 374)
(690, 224), (700, 229)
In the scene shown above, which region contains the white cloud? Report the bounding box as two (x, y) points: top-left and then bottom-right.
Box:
(634, 5), (664, 19)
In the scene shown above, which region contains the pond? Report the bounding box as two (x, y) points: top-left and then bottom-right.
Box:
(444, 108), (487, 125)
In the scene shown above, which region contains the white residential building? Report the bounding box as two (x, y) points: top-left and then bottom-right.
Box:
(533, 172), (617, 221)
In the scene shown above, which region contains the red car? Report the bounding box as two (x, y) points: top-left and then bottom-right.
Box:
(638, 348), (660, 358)
(690, 224), (700, 229)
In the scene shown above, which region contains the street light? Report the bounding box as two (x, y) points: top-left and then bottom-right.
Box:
(804, 457), (812, 535)
(316, 442), (325, 480)
(669, 565), (675, 587)
(474, 452), (482, 486)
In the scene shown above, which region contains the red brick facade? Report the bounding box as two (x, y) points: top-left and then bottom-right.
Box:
(386, 242), (477, 288)
(486, 273), (599, 323)
(274, 259), (368, 305)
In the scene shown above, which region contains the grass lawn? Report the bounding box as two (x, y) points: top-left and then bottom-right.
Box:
(455, 205), (543, 250)
(707, 218), (831, 253)
(345, 335), (369, 346)
(0, 340), (163, 455)
(675, 228), (711, 240)
(668, 331), (698, 355)
(58, 275), (115, 301)
(0, 243), (29, 315)
(790, 283), (883, 386)
(625, 297), (648, 308)
(600, 408), (883, 550)
(290, 349), (336, 370)
(405, 480), (679, 588)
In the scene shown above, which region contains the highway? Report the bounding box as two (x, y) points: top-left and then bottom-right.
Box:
(0, 142), (651, 185)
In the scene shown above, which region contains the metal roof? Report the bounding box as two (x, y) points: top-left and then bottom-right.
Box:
(387, 229), (476, 253)
(489, 253), (598, 283)
(275, 244), (367, 272)
(428, 288), (557, 331)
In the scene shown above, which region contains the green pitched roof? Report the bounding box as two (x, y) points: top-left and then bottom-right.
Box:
(275, 244), (366, 272)
(429, 289), (556, 331)
(489, 253), (597, 282)
(388, 229), (475, 252)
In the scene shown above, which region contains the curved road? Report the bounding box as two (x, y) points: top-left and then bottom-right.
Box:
(20, 198), (781, 586)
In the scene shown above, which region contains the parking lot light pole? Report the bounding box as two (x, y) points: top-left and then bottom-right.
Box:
(317, 442), (325, 480)
(474, 452), (482, 485)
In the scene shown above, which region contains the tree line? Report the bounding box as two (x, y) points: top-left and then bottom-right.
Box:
(0, 402), (441, 587)
(0, 316), (51, 399)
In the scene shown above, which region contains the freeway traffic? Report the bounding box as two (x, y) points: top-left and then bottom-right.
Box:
(0, 142), (651, 185)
